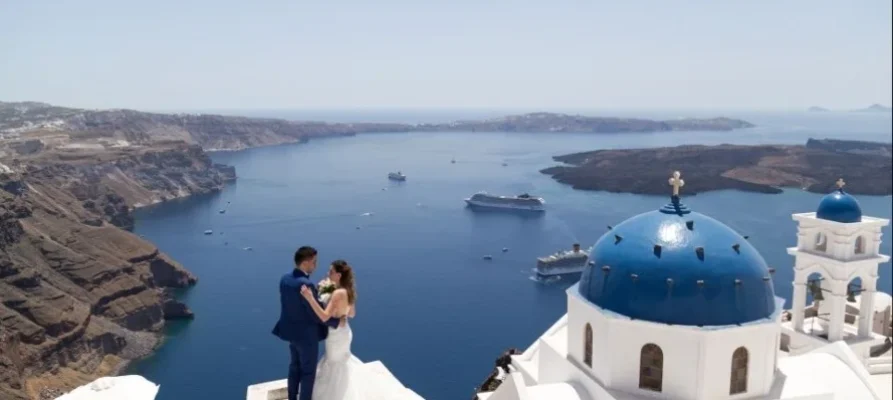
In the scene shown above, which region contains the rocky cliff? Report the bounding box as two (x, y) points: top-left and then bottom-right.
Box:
(542, 138), (892, 195)
(0, 102), (409, 152)
(1, 103), (754, 153)
(0, 143), (232, 399)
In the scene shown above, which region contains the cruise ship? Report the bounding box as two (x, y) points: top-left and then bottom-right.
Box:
(464, 192), (545, 211)
(535, 243), (591, 277)
(388, 171), (407, 181)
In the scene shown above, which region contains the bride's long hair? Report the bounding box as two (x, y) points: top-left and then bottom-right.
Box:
(332, 260), (356, 305)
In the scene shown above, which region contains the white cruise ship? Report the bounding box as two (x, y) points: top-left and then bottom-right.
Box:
(388, 171), (407, 181)
(535, 243), (591, 277)
(464, 192), (545, 211)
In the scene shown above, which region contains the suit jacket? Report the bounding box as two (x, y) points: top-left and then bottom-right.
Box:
(272, 269), (339, 343)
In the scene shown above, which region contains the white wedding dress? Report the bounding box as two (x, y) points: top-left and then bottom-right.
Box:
(312, 307), (406, 400)
(312, 317), (366, 399)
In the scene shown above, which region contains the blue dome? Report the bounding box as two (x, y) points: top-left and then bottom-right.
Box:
(816, 189), (862, 223)
(579, 198), (776, 327)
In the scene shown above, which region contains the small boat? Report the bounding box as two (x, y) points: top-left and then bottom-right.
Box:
(483, 255), (493, 260)
(243, 247), (253, 251)
(451, 158), (456, 164)
(203, 230), (213, 235)
(502, 162), (508, 167)
(388, 172), (407, 181)
(219, 209), (226, 214)
(502, 247), (509, 252)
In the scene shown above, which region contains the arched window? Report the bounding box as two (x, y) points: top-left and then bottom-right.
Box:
(854, 236), (865, 254)
(583, 323), (593, 367)
(814, 232), (827, 252)
(639, 343), (663, 392)
(730, 347), (749, 395)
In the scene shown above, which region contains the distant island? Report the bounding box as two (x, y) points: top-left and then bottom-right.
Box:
(852, 104), (892, 113)
(541, 138), (892, 196)
(805, 104), (892, 113)
(413, 113), (754, 134)
(1, 101), (754, 153)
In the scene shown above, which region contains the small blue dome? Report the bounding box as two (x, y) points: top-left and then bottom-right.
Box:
(816, 189), (862, 223)
(579, 198), (776, 327)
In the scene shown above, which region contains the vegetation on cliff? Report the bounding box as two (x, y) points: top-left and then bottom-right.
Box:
(542, 138), (892, 196)
(0, 143), (232, 399)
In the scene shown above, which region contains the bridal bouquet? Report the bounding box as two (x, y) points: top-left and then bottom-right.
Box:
(317, 278), (336, 304)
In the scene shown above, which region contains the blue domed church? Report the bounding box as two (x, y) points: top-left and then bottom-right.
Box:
(478, 173), (891, 400)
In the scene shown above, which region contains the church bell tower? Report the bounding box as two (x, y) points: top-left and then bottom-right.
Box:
(784, 179), (890, 363)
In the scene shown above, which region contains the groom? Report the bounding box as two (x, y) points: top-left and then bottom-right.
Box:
(272, 246), (341, 400)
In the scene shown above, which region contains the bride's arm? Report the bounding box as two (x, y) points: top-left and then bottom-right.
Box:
(301, 286), (344, 322)
(348, 304), (356, 318)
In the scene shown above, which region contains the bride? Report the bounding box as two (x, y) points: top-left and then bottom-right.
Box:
(299, 260), (371, 400)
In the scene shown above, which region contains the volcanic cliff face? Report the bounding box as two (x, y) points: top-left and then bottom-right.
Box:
(0, 102), (410, 152)
(0, 143), (231, 399)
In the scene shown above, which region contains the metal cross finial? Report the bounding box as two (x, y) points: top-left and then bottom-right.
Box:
(836, 178), (845, 190)
(668, 171), (684, 196)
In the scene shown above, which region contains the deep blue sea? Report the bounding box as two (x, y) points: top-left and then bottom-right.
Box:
(128, 110), (892, 400)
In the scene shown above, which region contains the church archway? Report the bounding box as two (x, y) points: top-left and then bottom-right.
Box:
(805, 272), (827, 305)
(854, 236), (865, 255)
(729, 346), (748, 394)
(802, 272), (828, 331)
(638, 343), (663, 392)
(814, 232), (828, 252)
(583, 323), (593, 367)
(846, 276), (864, 320)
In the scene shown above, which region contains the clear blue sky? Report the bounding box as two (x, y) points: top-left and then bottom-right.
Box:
(1, 0), (891, 110)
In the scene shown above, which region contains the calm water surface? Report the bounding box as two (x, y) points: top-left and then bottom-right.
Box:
(129, 111), (892, 400)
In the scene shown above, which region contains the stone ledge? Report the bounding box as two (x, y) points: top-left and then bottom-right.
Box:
(245, 360), (425, 400)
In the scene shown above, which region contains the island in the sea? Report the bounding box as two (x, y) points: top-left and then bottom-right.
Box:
(413, 112), (754, 133)
(541, 138), (892, 195)
(807, 106), (830, 112)
(852, 104), (892, 113)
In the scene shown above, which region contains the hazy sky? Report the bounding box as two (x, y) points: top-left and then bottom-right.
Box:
(1, 0), (891, 110)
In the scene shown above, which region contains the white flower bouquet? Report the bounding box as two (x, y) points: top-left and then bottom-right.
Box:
(318, 278), (335, 304)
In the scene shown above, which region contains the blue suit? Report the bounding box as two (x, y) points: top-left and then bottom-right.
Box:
(272, 269), (339, 400)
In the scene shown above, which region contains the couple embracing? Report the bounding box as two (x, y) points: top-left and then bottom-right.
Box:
(272, 246), (368, 400)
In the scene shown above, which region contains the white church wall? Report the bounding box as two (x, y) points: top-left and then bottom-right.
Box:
(701, 321), (779, 399)
(791, 213), (888, 263)
(607, 318), (702, 399)
(568, 292), (614, 385)
(535, 335), (616, 400)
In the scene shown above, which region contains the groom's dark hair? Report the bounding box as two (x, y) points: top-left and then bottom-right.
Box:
(294, 246), (318, 267)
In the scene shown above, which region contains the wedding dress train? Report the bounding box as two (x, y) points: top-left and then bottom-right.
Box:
(313, 323), (414, 400)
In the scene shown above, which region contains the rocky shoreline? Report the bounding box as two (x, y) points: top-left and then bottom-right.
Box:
(542, 138), (892, 196)
(0, 142), (233, 399)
